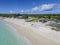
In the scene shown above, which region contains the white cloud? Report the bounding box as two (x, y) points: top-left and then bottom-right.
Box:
(31, 4), (56, 12)
(40, 4), (56, 11)
(20, 4), (58, 13)
(31, 6), (39, 12)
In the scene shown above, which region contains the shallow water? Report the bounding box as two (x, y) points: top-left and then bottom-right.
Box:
(0, 20), (26, 45)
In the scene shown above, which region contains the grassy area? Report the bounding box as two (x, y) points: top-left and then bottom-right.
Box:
(26, 19), (37, 22)
(49, 24), (60, 31)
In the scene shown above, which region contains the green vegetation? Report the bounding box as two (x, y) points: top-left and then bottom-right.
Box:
(0, 14), (17, 18)
(27, 19), (37, 22)
(0, 14), (60, 31)
(0, 14), (60, 21)
(49, 24), (60, 31)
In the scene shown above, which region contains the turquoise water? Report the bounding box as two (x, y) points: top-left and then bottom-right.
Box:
(0, 20), (26, 45)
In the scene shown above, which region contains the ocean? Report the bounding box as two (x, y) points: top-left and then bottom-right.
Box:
(0, 20), (26, 45)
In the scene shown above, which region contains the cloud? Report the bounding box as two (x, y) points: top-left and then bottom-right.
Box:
(31, 4), (56, 12)
(39, 4), (56, 11)
(31, 6), (39, 12)
(20, 4), (59, 13)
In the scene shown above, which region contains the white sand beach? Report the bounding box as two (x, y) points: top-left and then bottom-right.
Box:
(3, 18), (60, 45)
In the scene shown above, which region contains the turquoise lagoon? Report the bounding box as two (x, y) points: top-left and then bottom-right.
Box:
(0, 20), (26, 45)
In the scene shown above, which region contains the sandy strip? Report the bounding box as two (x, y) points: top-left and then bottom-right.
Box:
(4, 18), (60, 45)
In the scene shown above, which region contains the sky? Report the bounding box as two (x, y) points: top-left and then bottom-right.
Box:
(0, 0), (60, 14)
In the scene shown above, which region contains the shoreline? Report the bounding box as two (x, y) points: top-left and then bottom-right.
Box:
(3, 20), (33, 45)
(3, 18), (60, 45)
